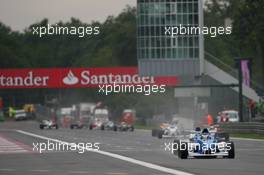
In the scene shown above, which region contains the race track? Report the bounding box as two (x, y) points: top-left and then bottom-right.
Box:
(0, 121), (263, 175)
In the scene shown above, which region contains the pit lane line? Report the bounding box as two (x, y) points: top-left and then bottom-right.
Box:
(16, 130), (194, 175)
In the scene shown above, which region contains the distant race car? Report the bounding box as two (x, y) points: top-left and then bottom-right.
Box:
(174, 128), (235, 159)
(221, 110), (239, 123)
(70, 121), (85, 129)
(152, 123), (169, 137)
(152, 120), (182, 139)
(89, 108), (110, 130)
(14, 109), (27, 121)
(39, 120), (58, 130)
(114, 122), (134, 132)
(102, 121), (116, 131)
(89, 118), (108, 130)
(208, 125), (230, 141)
(114, 109), (135, 132)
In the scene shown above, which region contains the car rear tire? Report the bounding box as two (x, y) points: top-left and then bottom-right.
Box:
(227, 141), (235, 159)
(158, 130), (164, 139)
(113, 125), (117, 132)
(223, 133), (230, 141)
(152, 129), (157, 137)
(89, 125), (93, 130)
(39, 125), (44, 130)
(101, 125), (105, 130)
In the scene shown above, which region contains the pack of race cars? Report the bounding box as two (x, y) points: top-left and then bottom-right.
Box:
(39, 102), (136, 132)
(38, 102), (235, 159)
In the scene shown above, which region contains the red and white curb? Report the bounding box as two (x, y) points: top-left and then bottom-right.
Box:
(0, 134), (31, 154)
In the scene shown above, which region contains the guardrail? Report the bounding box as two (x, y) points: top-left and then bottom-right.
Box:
(220, 122), (264, 134)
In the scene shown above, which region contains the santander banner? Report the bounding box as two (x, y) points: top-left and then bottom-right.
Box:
(0, 67), (178, 89)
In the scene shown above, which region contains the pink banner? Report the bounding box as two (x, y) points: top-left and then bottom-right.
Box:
(241, 60), (250, 87)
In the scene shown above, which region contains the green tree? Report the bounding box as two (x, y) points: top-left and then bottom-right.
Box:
(232, 0), (264, 88)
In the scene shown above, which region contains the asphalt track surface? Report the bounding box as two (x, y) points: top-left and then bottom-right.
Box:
(0, 121), (264, 175)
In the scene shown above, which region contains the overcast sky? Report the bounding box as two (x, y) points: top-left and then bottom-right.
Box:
(0, 0), (136, 32)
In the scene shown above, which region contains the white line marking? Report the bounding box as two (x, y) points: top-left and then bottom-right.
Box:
(30, 169), (51, 173)
(68, 170), (90, 174)
(0, 168), (16, 171)
(111, 149), (155, 152)
(104, 173), (128, 175)
(16, 130), (194, 175)
(0, 150), (28, 153)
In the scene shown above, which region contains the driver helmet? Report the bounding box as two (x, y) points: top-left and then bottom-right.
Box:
(201, 128), (210, 140)
(195, 127), (201, 132)
(171, 118), (179, 125)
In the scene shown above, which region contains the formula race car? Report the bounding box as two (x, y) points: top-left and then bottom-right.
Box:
(89, 109), (110, 130)
(152, 120), (182, 139)
(39, 120), (58, 130)
(114, 121), (134, 131)
(174, 128), (235, 159)
(101, 121), (116, 131)
(70, 121), (85, 129)
(152, 123), (169, 137)
(114, 109), (135, 132)
(208, 125), (230, 141)
(89, 118), (109, 130)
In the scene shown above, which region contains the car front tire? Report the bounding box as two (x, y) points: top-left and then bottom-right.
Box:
(178, 142), (188, 159)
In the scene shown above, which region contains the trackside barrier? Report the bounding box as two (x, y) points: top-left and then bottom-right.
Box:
(220, 122), (264, 134)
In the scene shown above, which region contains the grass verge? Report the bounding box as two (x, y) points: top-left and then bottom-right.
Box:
(134, 124), (153, 130)
(230, 133), (264, 140)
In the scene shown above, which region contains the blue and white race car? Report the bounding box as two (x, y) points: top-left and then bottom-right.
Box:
(173, 127), (235, 159)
